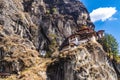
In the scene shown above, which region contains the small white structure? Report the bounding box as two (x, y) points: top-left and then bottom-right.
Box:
(61, 43), (77, 52)
(78, 39), (88, 45)
(90, 35), (96, 42)
(60, 27), (105, 51)
(68, 34), (79, 45)
(68, 31), (97, 46)
(87, 32), (97, 42)
(40, 50), (46, 56)
(97, 30), (105, 39)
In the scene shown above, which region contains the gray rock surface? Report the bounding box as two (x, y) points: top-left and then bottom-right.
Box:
(0, 0), (119, 80)
(0, 0), (94, 53)
(47, 42), (118, 80)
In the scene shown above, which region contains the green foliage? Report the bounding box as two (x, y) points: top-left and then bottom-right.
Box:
(98, 33), (119, 56)
(46, 40), (57, 57)
(46, 50), (53, 57)
(114, 55), (120, 63)
(51, 8), (57, 14)
(46, 33), (57, 57)
(52, 8), (57, 12)
(49, 33), (57, 39)
(46, 10), (50, 14)
(46, 8), (57, 14)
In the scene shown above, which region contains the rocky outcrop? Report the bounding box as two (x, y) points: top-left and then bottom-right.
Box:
(0, 0), (94, 55)
(4, 42), (118, 80)
(0, 25), (40, 74)
(47, 42), (118, 80)
(112, 60), (120, 79)
(0, 0), (119, 80)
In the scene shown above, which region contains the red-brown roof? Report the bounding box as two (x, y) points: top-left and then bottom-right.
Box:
(97, 30), (105, 33)
(68, 34), (79, 38)
(68, 30), (97, 39)
(68, 31), (97, 39)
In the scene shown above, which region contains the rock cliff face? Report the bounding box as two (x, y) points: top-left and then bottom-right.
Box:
(0, 0), (119, 80)
(112, 60), (120, 79)
(47, 42), (118, 80)
(0, 0), (94, 53)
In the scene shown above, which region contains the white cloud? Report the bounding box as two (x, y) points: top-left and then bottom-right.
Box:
(90, 7), (117, 22)
(108, 17), (117, 21)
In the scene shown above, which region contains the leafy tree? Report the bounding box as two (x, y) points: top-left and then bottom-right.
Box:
(98, 33), (119, 56)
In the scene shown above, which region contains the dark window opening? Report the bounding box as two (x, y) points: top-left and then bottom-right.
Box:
(0, 20), (4, 25)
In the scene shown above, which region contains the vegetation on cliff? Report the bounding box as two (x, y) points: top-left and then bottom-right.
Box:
(0, 0), (119, 80)
(98, 33), (120, 62)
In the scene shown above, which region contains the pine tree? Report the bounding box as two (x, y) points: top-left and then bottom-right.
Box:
(98, 33), (119, 56)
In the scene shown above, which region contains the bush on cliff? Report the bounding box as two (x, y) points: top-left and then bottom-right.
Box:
(98, 33), (119, 61)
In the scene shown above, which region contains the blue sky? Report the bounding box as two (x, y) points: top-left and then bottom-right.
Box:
(80, 0), (120, 52)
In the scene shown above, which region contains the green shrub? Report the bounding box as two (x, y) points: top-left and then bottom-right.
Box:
(46, 10), (50, 14)
(98, 33), (119, 60)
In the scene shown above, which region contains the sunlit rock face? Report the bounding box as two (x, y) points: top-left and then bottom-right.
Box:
(0, 0), (94, 54)
(0, 0), (119, 80)
(47, 42), (118, 80)
(0, 28), (39, 74)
